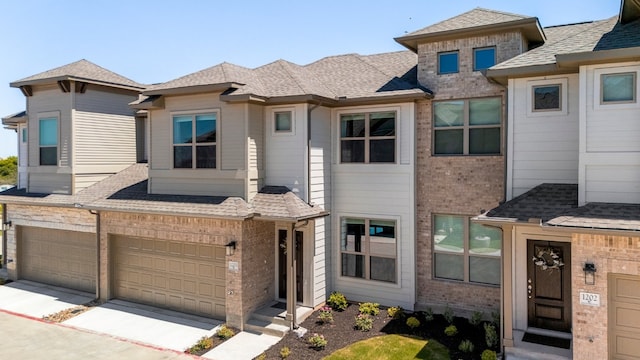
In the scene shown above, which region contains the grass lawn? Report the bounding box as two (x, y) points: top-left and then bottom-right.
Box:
(324, 334), (449, 360)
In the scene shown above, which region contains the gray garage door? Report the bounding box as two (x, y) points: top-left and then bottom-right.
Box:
(19, 227), (96, 293)
(609, 274), (640, 360)
(113, 235), (226, 319)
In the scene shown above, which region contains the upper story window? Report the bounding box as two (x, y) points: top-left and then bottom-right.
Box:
(39, 117), (58, 166)
(340, 111), (395, 163)
(341, 218), (397, 283)
(172, 112), (217, 169)
(433, 97), (501, 155)
(438, 51), (459, 74)
(601, 72), (636, 104)
(274, 111), (292, 132)
(533, 84), (561, 111)
(473, 47), (496, 71)
(433, 215), (501, 285)
(22, 128), (27, 143)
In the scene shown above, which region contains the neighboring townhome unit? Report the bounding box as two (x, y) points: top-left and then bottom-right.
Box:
(477, 1), (640, 358)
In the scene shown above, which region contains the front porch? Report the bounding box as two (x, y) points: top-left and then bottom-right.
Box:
(245, 301), (314, 337)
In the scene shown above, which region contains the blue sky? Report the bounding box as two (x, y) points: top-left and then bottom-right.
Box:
(0, 0), (621, 158)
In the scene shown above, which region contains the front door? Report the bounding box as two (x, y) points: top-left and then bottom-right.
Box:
(278, 230), (304, 302)
(527, 240), (571, 332)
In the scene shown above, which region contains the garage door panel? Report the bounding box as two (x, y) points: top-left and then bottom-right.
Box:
(113, 236), (225, 319)
(20, 227), (96, 293)
(610, 274), (640, 360)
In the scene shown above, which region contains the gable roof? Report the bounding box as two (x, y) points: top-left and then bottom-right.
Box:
(395, 8), (545, 52)
(11, 59), (145, 91)
(477, 183), (640, 232)
(139, 51), (429, 106)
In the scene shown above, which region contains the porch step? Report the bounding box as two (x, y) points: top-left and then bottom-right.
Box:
(505, 346), (571, 360)
(251, 311), (289, 328)
(245, 318), (290, 338)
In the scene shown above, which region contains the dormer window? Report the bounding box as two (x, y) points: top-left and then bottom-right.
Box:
(473, 47), (496, 71)
(438, 51), (459, 74)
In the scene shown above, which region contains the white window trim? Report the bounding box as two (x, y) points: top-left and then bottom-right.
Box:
(37, 111), (60, 167)
(337, 215), (401, 286)
(336, 107), (398, 164)
(594, 66), (640, 110)
(169, 108), (220, 170)
(526, 78), (568, 117)
(270, 107), (295, 136)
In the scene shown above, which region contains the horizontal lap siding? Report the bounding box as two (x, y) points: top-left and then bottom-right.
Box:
(510, 76), (579, 198)
(74, 112), (136, 166)
(247, 104), (264, 201)
(29, 173), (72, 194)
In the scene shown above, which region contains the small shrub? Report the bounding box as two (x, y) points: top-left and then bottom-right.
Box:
(358, 302), (380, 316)
(216, 325), (235, 340)
(444, 306), (455, 324)
(458, 339), (475, 353)
(256, 353), (266, 360)
(354, 314), (373, 331)
(308, 333), (327, 349)
(317, 305), (333, 324)
(387, 306), (404, 319)
(406, 316), (421, 329)
(481, 349), (498, 360)
(185, 336), (213, 354)
(327, 292), (348, 311)
(491, 310), (500, 326)
(279, 346), (291, 359)
(424, 307), (434, 322)
(444, 324), (458, 337)
(470, 311), (484, 326)
(484, 323), (499, 348)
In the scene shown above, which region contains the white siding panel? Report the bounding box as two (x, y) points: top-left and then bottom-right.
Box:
(75, 112), (136, 166)
(585, 165), (640, 203)
(310, 106), (331, 209)
(247, 104), (264, 201)
(509, 75), (580, 199)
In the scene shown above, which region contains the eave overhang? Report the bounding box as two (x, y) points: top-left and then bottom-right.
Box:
(143, 82), (244, 96)
(10, 76), (145, 92)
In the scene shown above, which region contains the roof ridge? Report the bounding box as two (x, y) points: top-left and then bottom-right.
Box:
(472, 7), (532, 20)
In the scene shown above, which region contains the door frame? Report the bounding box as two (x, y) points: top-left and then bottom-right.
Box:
(526, 239), (572, 333)
(275, 222), (313, 307)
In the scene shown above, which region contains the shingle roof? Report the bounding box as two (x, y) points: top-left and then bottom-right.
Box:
(0, 164), (327, 221)
(480, 183), (640, 232)
(11, 59), (145, 90)
(403, 8), (531, 37)
(142, 51), (426, 102)
(1, 111), (27, 126)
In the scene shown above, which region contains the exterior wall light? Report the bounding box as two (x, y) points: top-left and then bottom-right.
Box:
(2, 221), (12, 231)
(583, 262), (596, 285)
(225, 241), (237, 256)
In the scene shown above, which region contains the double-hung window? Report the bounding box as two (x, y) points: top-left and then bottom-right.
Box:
(340, 111), (395, 163)
(173, 112), (217, 169)
(39, 117), (58, 166)
(433, 215), (501, 285)
(433, 97), (501, 155)
(341, 218), (397, 283)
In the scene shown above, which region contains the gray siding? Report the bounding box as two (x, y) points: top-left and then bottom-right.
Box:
(74, 111), (136, 166)
(75, 86), (138, 116)
(247, 104), (264, 201)
(29, 173), (72, 194)
(75, 174), (111, 192)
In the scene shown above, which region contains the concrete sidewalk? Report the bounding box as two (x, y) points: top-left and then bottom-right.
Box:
(0, 280), (284, 358)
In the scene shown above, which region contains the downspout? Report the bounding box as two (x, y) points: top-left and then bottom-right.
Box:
(2, 204), (6, 268)
(89, 209), (100, 299)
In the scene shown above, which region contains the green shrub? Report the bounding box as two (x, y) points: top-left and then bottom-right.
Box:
(387, 306), (404, 319)
(216, 325), (235, 340)
(406, 316), (421, 329)
(317, 305), (333, 324)
(491, 310), (500, 326)
(444, 306), (455, 324)
(354, 314), (373, 331)
(481, 349), (497, 360)
(308, 333), (327, 349)
(444, 324), (458, 337)
(327, 292), (348, 311)
(279, 346), (291, 359)
(185, 336), (213, 354)
(470, 311), (484, 326)
(484, 323), (499, 348)
(424, 307), (434, 322)
(458, 339), (475, 353)
(358, 302), (380, 316)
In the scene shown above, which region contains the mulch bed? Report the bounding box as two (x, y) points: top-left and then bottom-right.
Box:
(184, 326), (240, 356)
(258, 303), (499, 360)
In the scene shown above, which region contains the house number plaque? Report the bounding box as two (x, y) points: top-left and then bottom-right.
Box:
(580, 292), (600, 307)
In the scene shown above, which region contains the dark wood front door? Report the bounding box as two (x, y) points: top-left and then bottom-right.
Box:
(527, 240), (571, 333)
(278, 230), (304, 302)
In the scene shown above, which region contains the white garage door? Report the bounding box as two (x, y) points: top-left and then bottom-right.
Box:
(609, 274), (640, 360)
(113, 236), (226, 319)
(19, 227), (96, 293)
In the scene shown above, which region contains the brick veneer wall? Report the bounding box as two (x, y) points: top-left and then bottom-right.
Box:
(572, 233), (640, 360)
(3, 204), (96, 280)
(240, 220), (275, 325)
(414, 31), (522, 313)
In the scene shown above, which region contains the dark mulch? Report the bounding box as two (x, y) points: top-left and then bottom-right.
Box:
(257, 303), (499, 360)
